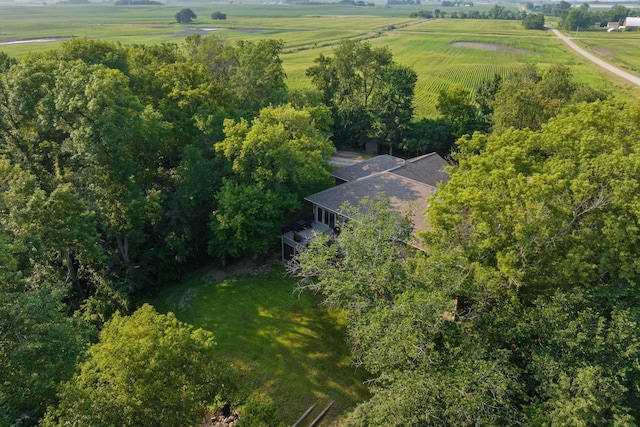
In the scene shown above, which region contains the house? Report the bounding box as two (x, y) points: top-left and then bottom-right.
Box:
(622, 17), (640, 29)
(281, 152), (450, 262)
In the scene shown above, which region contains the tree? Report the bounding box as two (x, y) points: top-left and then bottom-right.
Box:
(436, 84), (482, 139)
(500, 284), (640, 424)
(183, 36), (287, 117)
(306, 40), (417, 149)
(211, 11), (227, 20)
(474, 73), (502, 130)
(402, 117), (455, 155)
(369, 64), (417, 154)
(293, 198), (523, 425)
(43, 304), (233, 427)
(210, 104), (335, 260)
(522, 13), (545, 29)
(562, 8), (594, 31)
(0, 284), (92, 426)
(229, 39), (287, 115)
(209, 180), (298, 260)
(175, 8), (196, 24)
(490, 64), (570, 133)
(552, 0), (571, 17)
(426, 100), (640, 300)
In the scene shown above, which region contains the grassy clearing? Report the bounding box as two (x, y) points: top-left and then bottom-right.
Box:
(149, 260), (369, 426)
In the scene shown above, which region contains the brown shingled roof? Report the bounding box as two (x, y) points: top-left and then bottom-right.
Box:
(306, 153), (450, 249)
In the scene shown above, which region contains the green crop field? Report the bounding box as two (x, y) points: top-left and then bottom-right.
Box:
(1, 3), (637, 117)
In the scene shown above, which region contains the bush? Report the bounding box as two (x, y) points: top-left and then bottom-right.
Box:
(211, 11), (227, 20)
(237, 393), (283, 427)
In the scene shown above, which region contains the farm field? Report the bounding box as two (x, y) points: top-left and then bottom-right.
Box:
(571, 32), (640, 78)
(150, 261), (370, 426)
(1, 3), (637, 117)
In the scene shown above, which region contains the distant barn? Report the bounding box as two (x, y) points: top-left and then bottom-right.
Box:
(622, 16), (640, 30)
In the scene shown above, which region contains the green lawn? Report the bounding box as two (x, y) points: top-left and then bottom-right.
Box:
(149, 260), (369, 426)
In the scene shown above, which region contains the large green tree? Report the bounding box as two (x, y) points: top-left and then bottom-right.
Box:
(210, 104), (335, 260)
(175, 8), (197, 24)
(183, 35), (288, 117)
(295, 99), (640, 425)
(436, 84), (482, 139)
(293, 198), (522, 425)
(43, 304), (232, 427)
(490, 64), (607, 134)
(307, 40), (416, 150)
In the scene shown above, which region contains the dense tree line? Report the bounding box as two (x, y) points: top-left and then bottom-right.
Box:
(526, 2), (639, 31)
(307, 40), (416, 153)
(410, 5), (526, 20)
(0, 32), (625, 426)
(0, 35), (332, 425)
(427, 63), (609, 154)
(294, 99), (640, 425)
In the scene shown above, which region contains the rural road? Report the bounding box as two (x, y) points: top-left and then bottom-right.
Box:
(550, 27), (640, 87)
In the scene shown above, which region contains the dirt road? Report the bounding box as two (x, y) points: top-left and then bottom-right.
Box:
(550, 27), (640, 87)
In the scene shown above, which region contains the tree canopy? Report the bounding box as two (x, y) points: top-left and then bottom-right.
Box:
(0, 27), (634, 427)
(209, 104), (334, 260)
(307, 40), (416, 151)
(42, 304), (232, 427)
(175, 8), (197, 24)
(294, 99), (640, 425)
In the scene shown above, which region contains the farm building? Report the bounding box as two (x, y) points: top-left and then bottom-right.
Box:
(623, 16), (640, 29)
(281, 153), (450, 262)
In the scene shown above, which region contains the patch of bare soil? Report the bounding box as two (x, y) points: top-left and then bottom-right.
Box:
(204, 254), (280, 284)
(590, 46), (614, 59)
(451, 41), (534, 54)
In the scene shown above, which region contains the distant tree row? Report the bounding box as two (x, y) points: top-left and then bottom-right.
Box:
(387, 0), (421, 5)
(410, 5), (525, 20)
(175, 8), (228, 23)
(115, 0), (163, 5)
(526, 1), (639, 31)
(339, 0), (375, 6)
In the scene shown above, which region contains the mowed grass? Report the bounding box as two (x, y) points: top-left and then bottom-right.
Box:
(150, 262), (370, 426)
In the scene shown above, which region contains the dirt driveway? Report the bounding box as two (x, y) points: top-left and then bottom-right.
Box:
(550, 27), (640, 87)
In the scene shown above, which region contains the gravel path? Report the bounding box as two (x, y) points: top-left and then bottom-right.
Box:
(550, 27), (640, 88)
